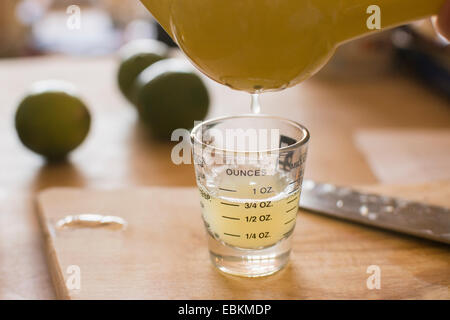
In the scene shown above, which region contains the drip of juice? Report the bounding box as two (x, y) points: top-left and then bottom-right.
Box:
(140, 0), (444, 92)
(199, 170), (300, 249)
(250, 94), (261, 114)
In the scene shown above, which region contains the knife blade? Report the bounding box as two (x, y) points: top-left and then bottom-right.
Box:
(299, 180), (450, 244)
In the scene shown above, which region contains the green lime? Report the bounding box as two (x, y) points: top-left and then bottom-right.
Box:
(15, 80), (91, 160)
(117, 39), (169, 103)
(134, 59), (210, 139)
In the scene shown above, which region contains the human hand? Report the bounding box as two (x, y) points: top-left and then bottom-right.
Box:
(436, 0), (450, 40)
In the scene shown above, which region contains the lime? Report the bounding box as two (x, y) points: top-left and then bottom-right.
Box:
(134, 59), (210, 139)
(15, 80), (91, 160)
(117, 39), (169, 103)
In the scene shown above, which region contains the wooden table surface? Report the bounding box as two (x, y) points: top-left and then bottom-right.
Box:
(0, 55), (449, 299)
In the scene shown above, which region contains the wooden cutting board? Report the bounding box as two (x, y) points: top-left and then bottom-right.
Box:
(36, 185), (450, 300)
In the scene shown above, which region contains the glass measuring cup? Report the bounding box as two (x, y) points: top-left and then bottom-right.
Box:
(191, 115), (310, 277)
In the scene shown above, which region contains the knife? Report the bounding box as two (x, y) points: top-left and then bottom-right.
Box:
(299, 180), (450, 245)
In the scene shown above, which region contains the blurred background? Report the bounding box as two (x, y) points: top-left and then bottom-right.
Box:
(0, 0), (175, 57)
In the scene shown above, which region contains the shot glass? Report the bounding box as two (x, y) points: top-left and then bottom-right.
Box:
(191, 114), (309, 277)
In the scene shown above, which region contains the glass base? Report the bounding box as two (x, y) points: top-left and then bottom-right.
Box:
(207, 232), (293, 277)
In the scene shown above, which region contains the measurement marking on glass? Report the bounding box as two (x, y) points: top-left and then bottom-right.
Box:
(222, 215), (240, 221)
(283, 231), (292, 237)
(288, 189), (299, 195)
(219, 187), (237, 192)
(284, 218), (296, 225)
(220, 202), (240, 207)
(224, 232), (240, 237)
(287, 197), (299, 204)
(286, 206), (297, 213)
(288, 179), (300, 185)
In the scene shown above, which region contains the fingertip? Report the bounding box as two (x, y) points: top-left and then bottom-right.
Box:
(436, 0), (450, 40)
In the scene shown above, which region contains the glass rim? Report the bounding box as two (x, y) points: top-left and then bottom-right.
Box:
(190, 114), (310, 154)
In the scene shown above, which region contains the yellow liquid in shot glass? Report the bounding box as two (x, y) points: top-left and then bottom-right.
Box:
(199, 171), (300, 249)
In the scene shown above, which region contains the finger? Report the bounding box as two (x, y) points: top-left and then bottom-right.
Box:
(436, 0), (450, 40)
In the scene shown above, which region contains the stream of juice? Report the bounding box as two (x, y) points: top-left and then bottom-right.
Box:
(141, 0), (444, 92)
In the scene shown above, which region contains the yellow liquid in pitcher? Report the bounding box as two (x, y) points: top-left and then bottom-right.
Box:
(141, 0), (443, 92)
(199, 172), (300, 249)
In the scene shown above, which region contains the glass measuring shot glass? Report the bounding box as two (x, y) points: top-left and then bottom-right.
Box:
(191, 115), (310, 277)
